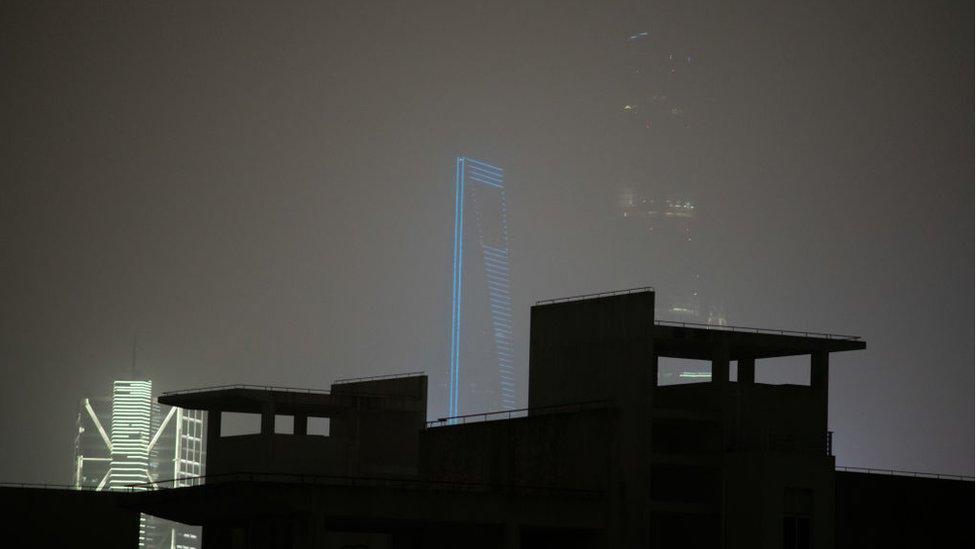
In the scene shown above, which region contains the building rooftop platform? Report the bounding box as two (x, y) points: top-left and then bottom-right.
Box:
(652, 322), (865, 360)
(158, 374), (426, 415)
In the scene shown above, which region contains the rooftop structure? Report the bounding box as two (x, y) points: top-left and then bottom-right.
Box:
(158, 375), (427, 479)
(25, 287), (952, 549)
(1, 289), (968, 548)
(119, 288), (905, 548)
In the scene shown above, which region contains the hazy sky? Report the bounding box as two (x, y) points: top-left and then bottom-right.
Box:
(1, 0), (972, 483)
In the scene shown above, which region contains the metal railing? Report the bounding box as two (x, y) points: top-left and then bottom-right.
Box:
(654, 320), (861, 341)
(128, 471), (605, 498)
(427, 400), (610, 428)
(0, 481), (159, 493)
(835, 466), (974, 481)
(535, 286), (654, 305)
(0, 482), (100, 491)
(161, 384), (332, 396)
(727, 431), (834, 456)
(333, 371), (426, 385)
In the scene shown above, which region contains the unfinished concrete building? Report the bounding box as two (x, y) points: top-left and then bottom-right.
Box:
(120, 289), (969, 548)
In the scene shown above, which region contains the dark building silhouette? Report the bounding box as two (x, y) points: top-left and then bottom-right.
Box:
(0, 487), (140, 548)
(834, 470), (972, 548)
(1, 289), (971, 548)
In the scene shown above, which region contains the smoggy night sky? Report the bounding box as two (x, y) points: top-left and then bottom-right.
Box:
(1, 0), (972, 483)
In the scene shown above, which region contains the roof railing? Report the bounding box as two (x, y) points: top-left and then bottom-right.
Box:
(0, 482), (100, 491)
(654, 320), (861, 341)
(427, 400), (610, 428)
(333, 371), (426, 385)
(161, 384), (332, 397)
(125, 471), (605, 498)
(835, 466), (973, 481)
(535, 286), (654, 305)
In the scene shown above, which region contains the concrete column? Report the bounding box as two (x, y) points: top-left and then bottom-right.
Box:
(206, 410), (221, 465)
(294, 414), (308, 436)
(502, 523), (520, 549)
(811, 351), (829, 394)
(711, 343), (729, 387)
(261, 404), (274, 435)
(738, 357), (755, 385)
(649, 354), (659, 388)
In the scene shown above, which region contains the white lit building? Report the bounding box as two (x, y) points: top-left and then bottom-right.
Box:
(73, 379), (204, 548)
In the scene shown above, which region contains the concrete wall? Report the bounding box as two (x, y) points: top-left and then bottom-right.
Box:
(420, 408), (612, 490)
(0, 487), (140, 548)
(835, 472), (973, 548)
(528, 292), (655, 409)
(724, 453), (835, 549)
(529, 292), (657, 547)
(655, 382), (829, 454)
(210, 433), (352, 476)
(206, 376), (428, 479)
(332, 376), (427, 477)
(654, 379), (834, 549)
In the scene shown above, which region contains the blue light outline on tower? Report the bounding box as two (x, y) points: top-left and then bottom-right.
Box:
(449, 156), (514, 418)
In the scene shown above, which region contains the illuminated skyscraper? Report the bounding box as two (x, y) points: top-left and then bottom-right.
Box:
(448, 156), (515, 418)
(109, 380), (153, 491)
(73, 379), (204, 548)
(74, 396), (112, 490)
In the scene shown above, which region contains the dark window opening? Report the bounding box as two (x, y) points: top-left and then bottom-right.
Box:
(220, 412), (261, 437)
(783, 487), (813, 549)
(274, 415), (294, 434)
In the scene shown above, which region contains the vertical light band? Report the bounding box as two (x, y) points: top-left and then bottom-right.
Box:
(449, 157), (465, 418)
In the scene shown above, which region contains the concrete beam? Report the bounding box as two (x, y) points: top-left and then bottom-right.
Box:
(712, 344), (729, 387)
(206, 410), (221, 462)
(811, 351), (829, 394)
(261, 404), (274, 435)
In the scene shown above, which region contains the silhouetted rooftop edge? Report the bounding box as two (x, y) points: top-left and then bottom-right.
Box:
(534, 286), (654, 305)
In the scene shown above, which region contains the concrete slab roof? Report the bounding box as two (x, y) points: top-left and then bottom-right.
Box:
(652, 323), (865, 360)
(158, 386), (424, 415)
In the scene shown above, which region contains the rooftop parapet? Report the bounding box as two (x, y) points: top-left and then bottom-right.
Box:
(652, 322), (865, 360)
(158, 374), (427, 415)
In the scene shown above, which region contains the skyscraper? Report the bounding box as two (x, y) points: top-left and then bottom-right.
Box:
(73, 396), (112, 490)
(109, 380), (153, 491)
(613, 27), (727, 328)
(73, 379), (204, 548)
(448, 156), (515, 418)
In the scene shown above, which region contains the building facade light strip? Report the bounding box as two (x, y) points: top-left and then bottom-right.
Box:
(467, 164), (504, 179)
(464, 157), (503, 173)
(448, 156), (466, 418)
(85, 399), (113, 452)
(481, 245), (509, 256)
(468, 175), (503, 189)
